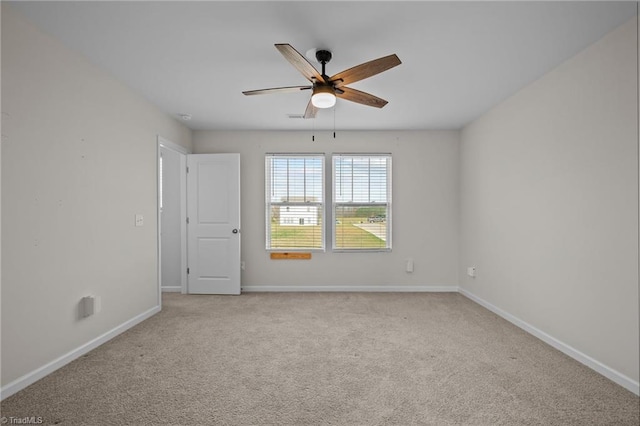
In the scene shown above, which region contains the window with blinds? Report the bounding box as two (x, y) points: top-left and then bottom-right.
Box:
(333, 154), (392, 250)
(265, 154), (325, 250)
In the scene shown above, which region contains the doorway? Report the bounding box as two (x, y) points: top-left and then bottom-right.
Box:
(158, 137), (189, 294)
(157, 138), (241, 296)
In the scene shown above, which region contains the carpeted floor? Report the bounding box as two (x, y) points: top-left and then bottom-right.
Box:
(1, 292), (638, 425)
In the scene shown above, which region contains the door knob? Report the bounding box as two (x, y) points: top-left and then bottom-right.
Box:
(232, 229), (239, 234)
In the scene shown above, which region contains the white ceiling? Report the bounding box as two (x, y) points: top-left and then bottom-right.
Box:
(8, 1), (637, 131)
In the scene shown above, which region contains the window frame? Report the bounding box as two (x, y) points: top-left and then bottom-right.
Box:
(331, 153), (392, 252)
(265, 153), (325, 251)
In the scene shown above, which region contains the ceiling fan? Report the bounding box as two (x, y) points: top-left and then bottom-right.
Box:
(242, 44), (401, 118)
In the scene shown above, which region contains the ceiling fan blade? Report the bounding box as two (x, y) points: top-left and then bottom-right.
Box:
(275, 44), (326, 84)
(336, 86), (388, 108)
(330, 54), (401, 88)
(243, 86), (312, 96)
(304, 99), (318, 119)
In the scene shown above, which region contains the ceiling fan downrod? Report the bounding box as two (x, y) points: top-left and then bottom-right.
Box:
(315, 50), (332, 81)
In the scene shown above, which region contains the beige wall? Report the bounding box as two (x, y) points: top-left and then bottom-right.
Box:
(1, 6), (191, 389)
(460, 17), (639, 389)
(193, 130), (460, 290)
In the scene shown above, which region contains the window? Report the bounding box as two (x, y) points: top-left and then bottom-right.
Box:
(265, 154), (324, 250)
(333, 154), (392, 250)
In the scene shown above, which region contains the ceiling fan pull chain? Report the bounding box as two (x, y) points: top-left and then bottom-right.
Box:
(333, 105), (337, 139)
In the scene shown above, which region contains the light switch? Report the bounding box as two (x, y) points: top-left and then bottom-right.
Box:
(135, 214), (144, 227)
(406, 258), (414, 273)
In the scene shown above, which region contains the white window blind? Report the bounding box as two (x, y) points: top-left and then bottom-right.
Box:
(265, 154), (324, 250)
(333, 154), (392, 250)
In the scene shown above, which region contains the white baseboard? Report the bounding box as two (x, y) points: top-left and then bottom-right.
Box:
(242, 285), (459, 293)
(161, 286), (182, 293)
(0, 305), (161, 400)
(458, 288), (639, 396)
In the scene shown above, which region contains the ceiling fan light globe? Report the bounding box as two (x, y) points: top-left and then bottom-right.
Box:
(311, 93), (336, 108)
(311, 86), (336, 108)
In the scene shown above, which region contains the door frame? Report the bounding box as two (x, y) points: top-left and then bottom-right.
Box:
(157, 136), (191, 304)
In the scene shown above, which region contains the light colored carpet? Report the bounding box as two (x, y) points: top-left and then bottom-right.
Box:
(1, 292), (638, 425)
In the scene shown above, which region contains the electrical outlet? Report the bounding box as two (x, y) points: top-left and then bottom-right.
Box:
(81, 296), (95, 317)
(135, 214), (144, 227)
(467, 267), (476, 278)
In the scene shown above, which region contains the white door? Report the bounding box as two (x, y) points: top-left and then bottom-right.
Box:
(187, 153), (241, 295)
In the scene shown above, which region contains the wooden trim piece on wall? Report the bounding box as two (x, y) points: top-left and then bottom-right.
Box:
(270, 252), (312, 260)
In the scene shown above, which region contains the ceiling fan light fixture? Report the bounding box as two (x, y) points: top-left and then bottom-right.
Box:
(311, 85), (336, 109)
